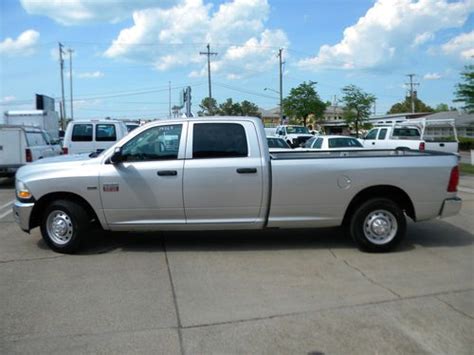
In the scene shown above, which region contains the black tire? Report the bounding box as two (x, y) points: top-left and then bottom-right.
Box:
(40, 199), (91, 254)
(349, 198), (406, 253)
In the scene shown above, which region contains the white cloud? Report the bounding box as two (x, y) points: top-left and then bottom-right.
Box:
(441, 31), (474, 60)
(297, 0), (473, 71)
(412, 32), (434, 47)
(77, 71), (104, 79)
(423, 72), (442, 80)
(1, 96), (17, 103)
(0, 30), (39, 56)
(19, 0), (174, 25)
(105, 0), (288, 78)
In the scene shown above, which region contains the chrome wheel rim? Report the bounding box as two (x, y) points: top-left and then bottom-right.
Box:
(363, 209), (398, 245)
(46, 210), (73, 245)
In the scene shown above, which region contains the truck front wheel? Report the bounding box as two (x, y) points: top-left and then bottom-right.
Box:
(40, 200), (90, 254)
(349, 198), (406, 252)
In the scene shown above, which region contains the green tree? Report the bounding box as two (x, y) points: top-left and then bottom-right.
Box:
(454, 65), (474, 113)
(218, 98), (242, 115)
(198, 97), (218, 116)
(434, 103), (450, 112)
(388, 96), (434, 114)
(282, 81), (326, 127)
(240, 100), (261, 117)
(341, 84), (376, 137)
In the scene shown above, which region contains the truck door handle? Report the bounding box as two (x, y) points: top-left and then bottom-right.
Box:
(157, 170), (177, 176)
(237, 168), (257, 174)
(440, 143), (445, 147)
(372, 142), (375, 145)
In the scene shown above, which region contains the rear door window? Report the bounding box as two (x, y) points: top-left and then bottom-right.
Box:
(96, 124), (117, 142)
(392, 128), (420, 138)
(377, 128), (387, 140)
(71, 124), (93, 142)
(193, 123), (248, 158)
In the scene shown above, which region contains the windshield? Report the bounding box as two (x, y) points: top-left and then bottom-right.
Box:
(286, 126), (309, 134)
(267, 137), (290, 148)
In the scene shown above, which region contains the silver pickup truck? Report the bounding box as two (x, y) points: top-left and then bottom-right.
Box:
(13, 117), (461, 253)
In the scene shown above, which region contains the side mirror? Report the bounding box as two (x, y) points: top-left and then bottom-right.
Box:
(110, 147), (123, 164)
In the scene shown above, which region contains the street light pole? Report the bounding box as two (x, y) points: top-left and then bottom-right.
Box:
(264, 87), (281, 125)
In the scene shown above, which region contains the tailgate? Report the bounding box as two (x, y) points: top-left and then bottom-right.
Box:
(425, 141), (458, 153)
(0, 129), (22, 165)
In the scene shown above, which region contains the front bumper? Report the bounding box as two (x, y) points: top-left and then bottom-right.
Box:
(13, 200), (35, 232)
(439, 197), (462, 219)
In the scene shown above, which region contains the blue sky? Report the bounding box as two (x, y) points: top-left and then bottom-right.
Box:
(1, 0), (473, 119)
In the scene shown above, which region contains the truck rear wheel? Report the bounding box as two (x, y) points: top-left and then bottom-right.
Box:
(40, 199), (90, 254)
(349, 198), (406, 252)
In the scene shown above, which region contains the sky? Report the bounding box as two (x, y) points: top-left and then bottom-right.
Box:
(0, 0), (473, 119)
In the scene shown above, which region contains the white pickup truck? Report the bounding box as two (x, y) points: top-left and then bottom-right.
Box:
(362, 126), (425, 151)
(13, 117), (461, 254)
(0, 125), (61, 177)
(275, 125), (314, 148)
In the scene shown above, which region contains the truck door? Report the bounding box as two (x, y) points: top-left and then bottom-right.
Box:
(375, 128), (388, 149)
(183, 121), (264, 227)
(99, 123), (186, 228)
(363, 128), (378, 149)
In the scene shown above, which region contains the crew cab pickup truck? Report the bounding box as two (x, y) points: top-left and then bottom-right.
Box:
(13, 117), (461, 254)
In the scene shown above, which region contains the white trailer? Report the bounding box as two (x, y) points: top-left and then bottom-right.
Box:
(4, 110), (60, 140)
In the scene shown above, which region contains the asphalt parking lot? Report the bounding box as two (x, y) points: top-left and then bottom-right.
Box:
(0, 176), (473, 354)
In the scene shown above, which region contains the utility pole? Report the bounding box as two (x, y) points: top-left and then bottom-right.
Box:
(405, 74), (419, 113)
(373, 99), (376, 115)
(68, 48), (74, 120)
(58, 42), (66, 129)
(278, 48), (284, 125)
(168, 81), (171, 119)
(200, 44), (217, 99)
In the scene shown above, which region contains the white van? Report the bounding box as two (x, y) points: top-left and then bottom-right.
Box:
(0, 125), (61, 177)
(62, 120), (128, 155)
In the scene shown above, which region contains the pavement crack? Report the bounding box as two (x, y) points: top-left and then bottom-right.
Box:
(342, 259), (402, 299)
(435, 295), (473, 320)
(327, 248), (337, 259)
(183, 288), (474, 331)
(0, 255), (65, 264)
(162, 237), (185, 355)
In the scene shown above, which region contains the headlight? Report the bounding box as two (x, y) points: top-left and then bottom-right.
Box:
(16, 180), (32, 200)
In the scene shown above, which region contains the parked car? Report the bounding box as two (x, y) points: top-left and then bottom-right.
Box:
(13, 117), (461, 254)
(62, 120), (128, 155)
(267, 137), (292, 151)
(302, 135), (364, 150)
(275, 125), (314, 147)
(361, 126), (425, 151)
(0, 125), (61, 178)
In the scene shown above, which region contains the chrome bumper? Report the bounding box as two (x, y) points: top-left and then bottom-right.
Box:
(439, 197), (462, 219)
(13, 200), (35, 232)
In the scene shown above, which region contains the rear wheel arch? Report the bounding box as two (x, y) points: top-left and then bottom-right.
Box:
(30, 192), (101, 230)
(342, 185), (416, 226)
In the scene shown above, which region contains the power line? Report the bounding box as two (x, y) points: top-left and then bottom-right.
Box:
(200, 43), (218, 99)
